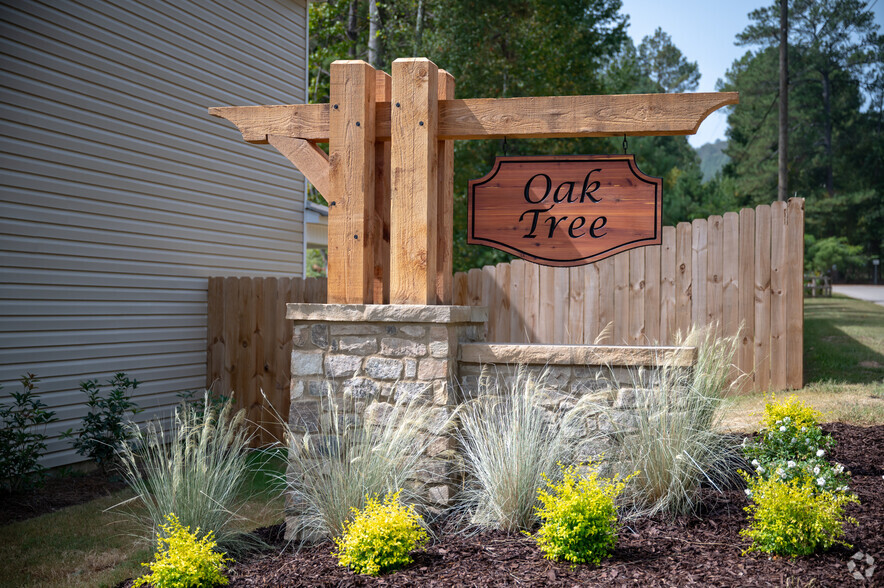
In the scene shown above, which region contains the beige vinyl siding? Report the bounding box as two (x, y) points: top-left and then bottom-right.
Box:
(0, 0), (309, 467)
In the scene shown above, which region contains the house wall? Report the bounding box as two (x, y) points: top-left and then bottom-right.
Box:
(0, 0), (310, 467)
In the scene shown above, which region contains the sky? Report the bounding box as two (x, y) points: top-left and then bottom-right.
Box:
(618, 0), (884, 148)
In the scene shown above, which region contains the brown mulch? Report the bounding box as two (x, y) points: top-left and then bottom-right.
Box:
(224, 423), (884, 587)
(0, 469), (127, 526)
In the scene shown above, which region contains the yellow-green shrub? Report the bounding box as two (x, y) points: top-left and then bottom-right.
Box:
(740, 472), (859, 556)
(333, 490), (428, 576)
(134, 513), (230, 588)
(532, 464), (633, 565)
(760, 394), (823, 431)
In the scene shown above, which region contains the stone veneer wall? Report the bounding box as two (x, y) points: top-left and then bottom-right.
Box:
(285, 304), (487, 540)
(285, 303), (697, 541)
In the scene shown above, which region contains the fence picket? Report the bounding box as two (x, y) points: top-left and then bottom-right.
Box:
(675, 222), (693, 339)
(770, 201), (788, 391)
(660, 227), (676, 345)
(786, 198), (805, 389)
(738, 208), (756, 390)
(614, 252), (630, 345)
(754, 205), (772, 392)
(644, 244), (661, 344)
(569, 266), (585, 344)
(691, 219), (707, 329)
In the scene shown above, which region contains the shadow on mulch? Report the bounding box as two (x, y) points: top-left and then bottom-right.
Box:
(222, 423), (883, 588)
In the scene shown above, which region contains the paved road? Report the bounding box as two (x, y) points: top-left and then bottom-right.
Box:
(832, 285), (884, 307)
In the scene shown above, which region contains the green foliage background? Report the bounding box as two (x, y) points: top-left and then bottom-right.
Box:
(307, 0), (883, 277)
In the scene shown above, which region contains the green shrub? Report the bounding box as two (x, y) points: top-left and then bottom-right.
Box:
(601, 327), (740, 517)
(134, 512), (231, 588)
(64, 373), (140, 470)
(532, 464), (632, 566)
(0, 374), (57, 492)
(740, 472), (859, 556)
(760, 394), (823, 431)
(284, 386), (448, 541)
(454, 366), (602, 532)
(334, 490), (428, 576)
(117, 394), (257, 553)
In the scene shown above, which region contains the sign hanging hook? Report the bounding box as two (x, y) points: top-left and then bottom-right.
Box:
(503, 136), (508, 157)
(622, 134), (629, 155)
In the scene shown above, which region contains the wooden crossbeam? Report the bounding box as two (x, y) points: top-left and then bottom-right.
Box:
(209, 92), (738, 142)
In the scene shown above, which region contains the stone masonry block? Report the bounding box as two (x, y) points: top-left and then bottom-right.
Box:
(429, 340), (449, 358)
(404, 358), (417, 378)
(329, 324), (384, 336)
(292, 325), (310, 347)
(290, 379), (304, 401)
(324, 354), (362, 378)
(343, 377), (378, 399)
(310, 324), (329, 348)
(394, 381), (433, 403)
(365, 357), (403, 380)
(418, 358), (449, 380)
(335, 336), (378, 355)
(399, 325), (426, 338)
(381, 337), (427, 357)
(291, 351), (323, 376)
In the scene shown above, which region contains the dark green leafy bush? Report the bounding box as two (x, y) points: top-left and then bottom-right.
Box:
(0, 374), (57, 492)
(64, 373), (141, 469)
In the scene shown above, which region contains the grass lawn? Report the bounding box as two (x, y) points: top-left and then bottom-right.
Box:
(721, 295), (884, 431)
(0, 450), (286, 588)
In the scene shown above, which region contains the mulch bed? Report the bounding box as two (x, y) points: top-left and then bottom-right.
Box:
(0, 469), (127, 526)
(225, 423), (884, 587)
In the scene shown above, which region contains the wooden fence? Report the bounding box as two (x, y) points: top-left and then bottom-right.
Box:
(206, 276), (326, 445)
(453, 199), (805, 391)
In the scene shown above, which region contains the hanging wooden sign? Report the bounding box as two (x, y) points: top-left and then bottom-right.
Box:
(467, 154), (662, 267)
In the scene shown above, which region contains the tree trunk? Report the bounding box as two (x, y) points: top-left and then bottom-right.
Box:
(415, 0), (424, 55)
(347, 0), (358, 58)
(778, 0), (788, 202)
(821, 68), (834, 197)
(368, 1), (381, 67)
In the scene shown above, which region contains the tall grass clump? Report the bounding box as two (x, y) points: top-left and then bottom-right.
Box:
(117, 394), (257, 553)
(284, 384), (448, 541)
(602, 327), (740, 517)
(454, 367), (603, 532)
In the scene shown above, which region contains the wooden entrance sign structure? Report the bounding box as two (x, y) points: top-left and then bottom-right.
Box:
(210, 58), (737, 305)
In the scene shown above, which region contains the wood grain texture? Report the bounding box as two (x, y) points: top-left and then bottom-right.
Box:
(373, 70), (392, 304)
(659, 226), (676, 345)
(436, 70), (455, 304)
(523, 261), (540, 343)
(453, 271), (469, 305)
(786, 198), (804, 389)
(468, 155), (662, 266)
(596, 257), (615, 344)
(770, 201), (788, 391)
(267, 135), (330, 199)
(738, 207), (756, 390)
(584, 262), (600, 344)
(390, 58), (438, 304)
(644, 245), (661, 343)
(539, 264), (556, 343)
(493, 263), (511, 342)
(691, 219), (707, 329)
(568, 266), (586, 344)
(553, 268), (569, 342)
(754, 205), (772, 393)
(328, 60), (376, 303)
(675, 222), (693, 338)
(210, 91), (739, 142)
(509, 259), (526, 343)
(482, 265), (497, 338)
(706, 215), (723, 329)
(722, 212), (740, 338)
(628, 248), (646, 344)
(613, 252), (629, 344)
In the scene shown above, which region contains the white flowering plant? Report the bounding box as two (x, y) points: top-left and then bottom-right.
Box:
(743, 415), (835, 465)
(748, 456), (852, 497)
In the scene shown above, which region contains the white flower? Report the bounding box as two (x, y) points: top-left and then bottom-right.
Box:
(790, 438), (797, 444)
(745, 489), (752, 497)
(756, 466), (765, 474)
(813, 465), (821, 475)
(777, 468), (786, 478)
(776, 420), (783, 425)
(780, 426), (787, 432)
(817, 477), (826, 486)
(839, 485), (849, 492)
(801, 426), (807, 432)
(783, 416), (791, 423)
(787, 461), (796, 468)
(752, 459), (760, 467)
(816, 449), (825, 457)
(834, 464), (844, 474)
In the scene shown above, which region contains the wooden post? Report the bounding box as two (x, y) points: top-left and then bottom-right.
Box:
(328, 60), (377, 304)
(436, 70), (455, 304)
(390, 58), (439, 304)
